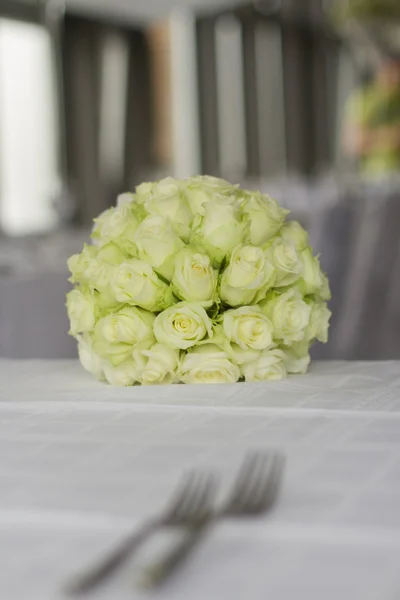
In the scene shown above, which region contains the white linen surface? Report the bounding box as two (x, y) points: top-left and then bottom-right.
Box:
(1, 360), (400, 600)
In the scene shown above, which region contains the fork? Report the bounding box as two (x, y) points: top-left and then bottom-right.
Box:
(137, 451), (285, 588)
(65, 470), (217, 595)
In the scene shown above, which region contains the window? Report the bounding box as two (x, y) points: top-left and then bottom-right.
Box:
(0, 18), (59, 235)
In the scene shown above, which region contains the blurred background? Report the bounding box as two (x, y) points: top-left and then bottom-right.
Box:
(0, 0), (399, 360)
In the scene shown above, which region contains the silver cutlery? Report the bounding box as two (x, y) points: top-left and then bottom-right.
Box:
(137, 451), (285, 588)
(65, 470), (217, 595)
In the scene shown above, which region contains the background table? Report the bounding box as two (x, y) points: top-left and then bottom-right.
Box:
(1, 360), (400, 600)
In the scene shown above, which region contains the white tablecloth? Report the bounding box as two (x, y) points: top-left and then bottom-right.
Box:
(1, 360), (400, 600)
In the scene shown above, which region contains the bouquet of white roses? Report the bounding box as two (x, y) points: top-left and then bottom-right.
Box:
(67, 176), (331, 386)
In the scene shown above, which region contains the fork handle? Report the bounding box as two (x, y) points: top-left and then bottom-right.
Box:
(137, 521), (213, 588)
(65, 518), (161, 595)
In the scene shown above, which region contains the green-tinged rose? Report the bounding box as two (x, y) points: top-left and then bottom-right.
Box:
(280, 341), (310, 374)
(144, 177), (192, 239)
(116, 192), (135, 207)
(172, 249), (217, 303)
(154, 302), (212, 350)
(90, 207), (112, 241)
(135, 181), (154, 201)
(305, 300), (331, 343)
(92, 338), (134, 366)
(266, 238), (302, 287)
(222, 306), (274, 351)
(94, 288), (122, 312)
(261, 289), (311, 345)
(95, 306), (155, 346)
(111, 259), (174, 311)
(68, 244), (98, 284)
(103, 357), (138, 386)
(66, 288), (96, 335)
(97, 242), (126, 265)
(190, 199), (248, 265)
(185, 187), (213, 217)
(91, 204), (140, 254)
(70, 242), (125, 291)
(220, 245), (275, 307)
(228, 344), (261, 366)
(184, 175), (235, 215)
(77, 335), (105, 380)
(180, 344), (240, 384)
(242, 192), (289, 246)
(84, 257), (116, 291)
(134, 343), (180, 385)
(298, 248), (324, 295)
(318, 271), (331, 302)
(241, 348), (286, 382)
(134, 215), (184, 281)
(70, 242), (124, 294)
(279, 220), (309, 251)
(189, 175), (235, 191)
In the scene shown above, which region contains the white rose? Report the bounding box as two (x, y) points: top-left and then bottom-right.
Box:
(228, 344), (260, 366)
(305, 301), (331, 343)
(184, 176), (235, 216)
(242, 192), (289, 246)
(95, 306), (155, 345)
(66, 289), (96, 335)
(241, 349), (286, 382)
(154, 177), (182, 197)
(266, 238), (302, 287)
(116, 192), (135, 207)
(90, 207), (112, 240)
(92, 204), (139, 248)
(180, 344), (240, 384)
(279, 220), (309, 251)
(298, 248), (324, 295)
(68, 244), (98, 284)
(103, 358), (138, 387)
(134, 215), (184, 281)
(84, 259), (116, 291)
(262, 290), (311, 345)
(280, 341), (310, 374)
(154, 302), (213, 350)
(77, 335), (105, 380)
(79, 243), (126, 291)
(189, 175), (235, 191)
(111, 259), (174, 312)
(92, 337), (136, 366)
(172, 249), (217, 303)
(135, 181), (154, 200)
(222, 306), (274, 350)
(220, 245), (275, 306)
(135, 343), (179, 385)
(318, 271), (331, 301)
(190, 198), (248, 264)
(97, 242), (126, 265)
(145, 177), (192, 239)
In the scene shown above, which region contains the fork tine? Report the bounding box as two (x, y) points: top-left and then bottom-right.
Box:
(176, 473), (216, 523)
(136, 474), (217, 588)
(236, 452), (271, 512)
(256, 453), (285, 512)
(227, 452), (264, 512)
(197, 474), (217, 519)
(164, 471), (199, 521)
(229, 452), (259, 498)
(190, 474), (217, 521)
(244, 453), (284, 513)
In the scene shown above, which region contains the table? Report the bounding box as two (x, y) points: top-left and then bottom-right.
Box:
(1, 360), (400, 600)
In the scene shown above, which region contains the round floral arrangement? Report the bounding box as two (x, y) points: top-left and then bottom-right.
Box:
(66, 176), (331, 386)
